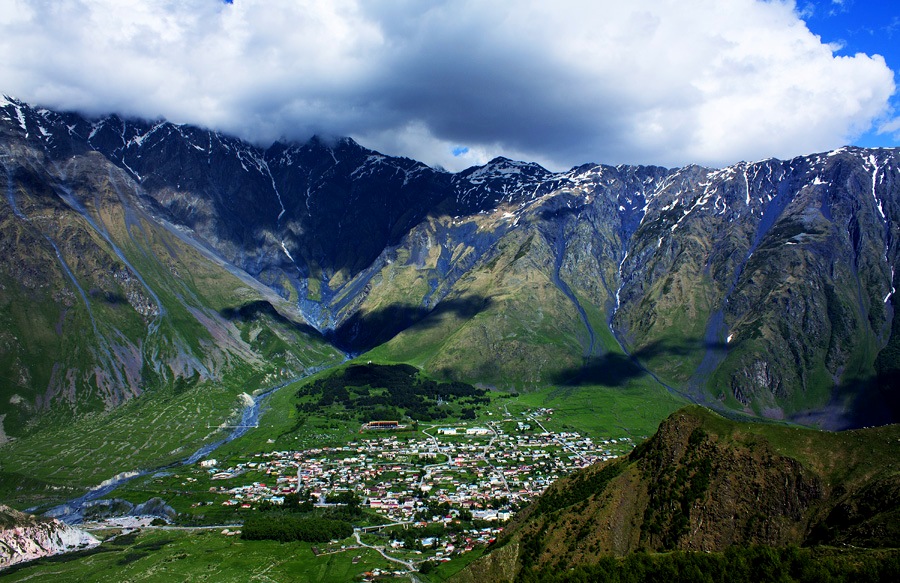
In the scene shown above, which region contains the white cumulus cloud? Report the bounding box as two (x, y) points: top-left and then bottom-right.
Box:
(0, 0), (895, 171)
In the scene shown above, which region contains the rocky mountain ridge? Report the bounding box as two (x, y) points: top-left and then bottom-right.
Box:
(454, 406), (900, 582)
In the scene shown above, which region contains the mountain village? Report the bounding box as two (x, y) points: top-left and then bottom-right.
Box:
(196, 409), (634, 563)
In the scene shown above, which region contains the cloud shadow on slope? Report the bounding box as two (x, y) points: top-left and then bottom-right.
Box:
(219, 299), (323, 339)
(790, 369), (900, 430)
(549, 337), (728, 389)
(330, 295), (492, 355)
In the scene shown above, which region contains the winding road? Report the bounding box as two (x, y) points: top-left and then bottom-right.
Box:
(353, 530), (420, 579)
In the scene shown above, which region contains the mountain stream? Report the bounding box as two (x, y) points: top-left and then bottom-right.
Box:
(41, 365), (335, 524)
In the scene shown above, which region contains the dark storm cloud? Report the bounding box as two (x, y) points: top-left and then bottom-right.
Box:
(0, 0), (894, 171)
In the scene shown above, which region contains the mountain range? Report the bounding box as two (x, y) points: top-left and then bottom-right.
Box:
(1, 95), (899, 454)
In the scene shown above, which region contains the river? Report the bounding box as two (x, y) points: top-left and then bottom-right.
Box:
(42, 365), (334, 524)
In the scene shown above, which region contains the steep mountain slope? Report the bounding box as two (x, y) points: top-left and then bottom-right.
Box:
(455, 406), (900, 582)
(0, 98), (342, 499)
(617, 154), (899, 425)
(360, 151), (900, 428)
(1, 96), (899, 432)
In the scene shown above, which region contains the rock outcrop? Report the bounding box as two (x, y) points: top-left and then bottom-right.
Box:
(0, 505), (98, 570)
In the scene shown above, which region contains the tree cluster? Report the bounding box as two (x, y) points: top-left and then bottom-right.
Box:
(241, 513), (352, 543)
(295, 363), (488, 422)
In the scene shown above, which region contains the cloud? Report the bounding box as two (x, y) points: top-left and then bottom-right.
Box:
(0, 0), (895, 171)
(881, 116), (900, 138)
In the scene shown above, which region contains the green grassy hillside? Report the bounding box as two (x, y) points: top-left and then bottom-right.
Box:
(456, 406), (900, 581)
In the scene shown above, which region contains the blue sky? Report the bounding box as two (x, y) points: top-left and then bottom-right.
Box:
(1, 0), (898, 171)
(801, 0), (900, 148)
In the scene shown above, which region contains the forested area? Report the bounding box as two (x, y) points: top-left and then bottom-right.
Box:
(295, 363), (488, 421)
(241, 514), (353, 543)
